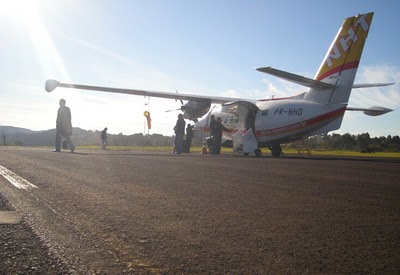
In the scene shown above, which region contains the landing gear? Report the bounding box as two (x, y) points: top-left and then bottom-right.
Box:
(269, 145), (282, 157)
(254, 148), (262, 157)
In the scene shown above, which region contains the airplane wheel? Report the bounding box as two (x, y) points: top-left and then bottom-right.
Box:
(254, 149), (262, 157)
(270, 145), (282, 157)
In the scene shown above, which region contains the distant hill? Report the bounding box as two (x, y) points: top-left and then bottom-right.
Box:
(0, 125), (187, 147)
(0, 126), (34, 135)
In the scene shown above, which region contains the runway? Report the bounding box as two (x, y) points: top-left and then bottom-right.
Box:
(0, 147), (399, 273)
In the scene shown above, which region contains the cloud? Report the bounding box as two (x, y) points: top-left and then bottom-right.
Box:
(351, 65), (400, 109)
(256, 65), (400, 109)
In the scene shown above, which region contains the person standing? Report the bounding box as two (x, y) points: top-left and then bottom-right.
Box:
(209, 115), (216, 137)
(208, 114), (217, 153)
(185, 124), (194, 153)
(101, 127), (108, 150)
(173, 114), (185, 154)
(54, 98), (75, 152)
(212, 117), (231, 155)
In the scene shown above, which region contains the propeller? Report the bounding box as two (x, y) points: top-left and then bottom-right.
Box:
(165, 108), (183, 112)
(165, 90), (185, 112)
(176, 90), (184, 105)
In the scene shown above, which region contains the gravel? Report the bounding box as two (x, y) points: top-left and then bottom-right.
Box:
(0, 193), (70, 274)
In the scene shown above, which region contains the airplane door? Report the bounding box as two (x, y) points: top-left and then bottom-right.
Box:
(220, 101), (258, 132)
(245, 107), (257, 132)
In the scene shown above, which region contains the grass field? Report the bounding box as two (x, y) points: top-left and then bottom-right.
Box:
(79, 145), (400, 158)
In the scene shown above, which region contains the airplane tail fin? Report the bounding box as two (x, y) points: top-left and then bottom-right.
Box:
(305, 12), (374, 104)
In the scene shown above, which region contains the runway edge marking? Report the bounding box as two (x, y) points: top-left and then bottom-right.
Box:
(0, 165), (38, 190)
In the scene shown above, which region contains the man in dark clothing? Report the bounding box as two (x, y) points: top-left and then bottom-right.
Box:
(209, 115), (216, 137)
(208, 115), (217, 153)
(185, 124), (194, 153)
(173, 114), (185, 154)
(54, 98), (75, 152)
(101, 127), (108, 150)
(212, 117), (231, 155)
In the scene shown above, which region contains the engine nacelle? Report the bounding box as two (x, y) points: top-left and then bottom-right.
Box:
(181, 99), (211, 120)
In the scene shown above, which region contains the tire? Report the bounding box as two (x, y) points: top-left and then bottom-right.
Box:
(270, 145), (282, 157)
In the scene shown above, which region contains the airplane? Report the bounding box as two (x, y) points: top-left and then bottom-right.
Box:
(45, 12), (393, 157)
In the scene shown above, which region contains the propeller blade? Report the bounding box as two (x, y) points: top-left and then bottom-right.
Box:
(175, 89), (184, 105)
(165, 108), (182, 112)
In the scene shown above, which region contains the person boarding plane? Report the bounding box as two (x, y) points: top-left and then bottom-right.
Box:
(45, 12), (393, 157)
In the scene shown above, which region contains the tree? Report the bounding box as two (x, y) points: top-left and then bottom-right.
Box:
(338, 133), (357, 150)
(357, 133), (371, 152)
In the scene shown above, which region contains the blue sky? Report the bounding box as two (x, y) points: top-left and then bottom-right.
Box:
(0, 0), (399, 137)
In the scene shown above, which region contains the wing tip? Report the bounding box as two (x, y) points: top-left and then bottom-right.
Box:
(45, 79), (60, 93)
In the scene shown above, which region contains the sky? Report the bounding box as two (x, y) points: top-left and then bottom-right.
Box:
(0, 0), (399, 137)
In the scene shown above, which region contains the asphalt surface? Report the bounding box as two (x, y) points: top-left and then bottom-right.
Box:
(0, 147), (399, 274)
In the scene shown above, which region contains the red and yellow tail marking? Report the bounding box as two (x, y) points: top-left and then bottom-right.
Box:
(316, 13), (373, 81)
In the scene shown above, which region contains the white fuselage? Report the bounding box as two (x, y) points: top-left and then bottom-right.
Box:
(253, 100), (346, 145)
(193, 99), (347, 147)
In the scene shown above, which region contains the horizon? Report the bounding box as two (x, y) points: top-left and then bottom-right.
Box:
(1, 124), (398, 139)
(1, 1), (399, 137)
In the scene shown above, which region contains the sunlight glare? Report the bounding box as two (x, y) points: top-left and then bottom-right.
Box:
(0, 0), (46, 22)
(1, 0), (72, 82)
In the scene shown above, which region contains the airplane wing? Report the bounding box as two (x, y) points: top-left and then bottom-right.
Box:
(45, 79), (246, 104)
(255, 67), (335, 90)
(346, 106), (393, 116)
(256, 67), (395, 90)
(352, 83), (395, 88)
